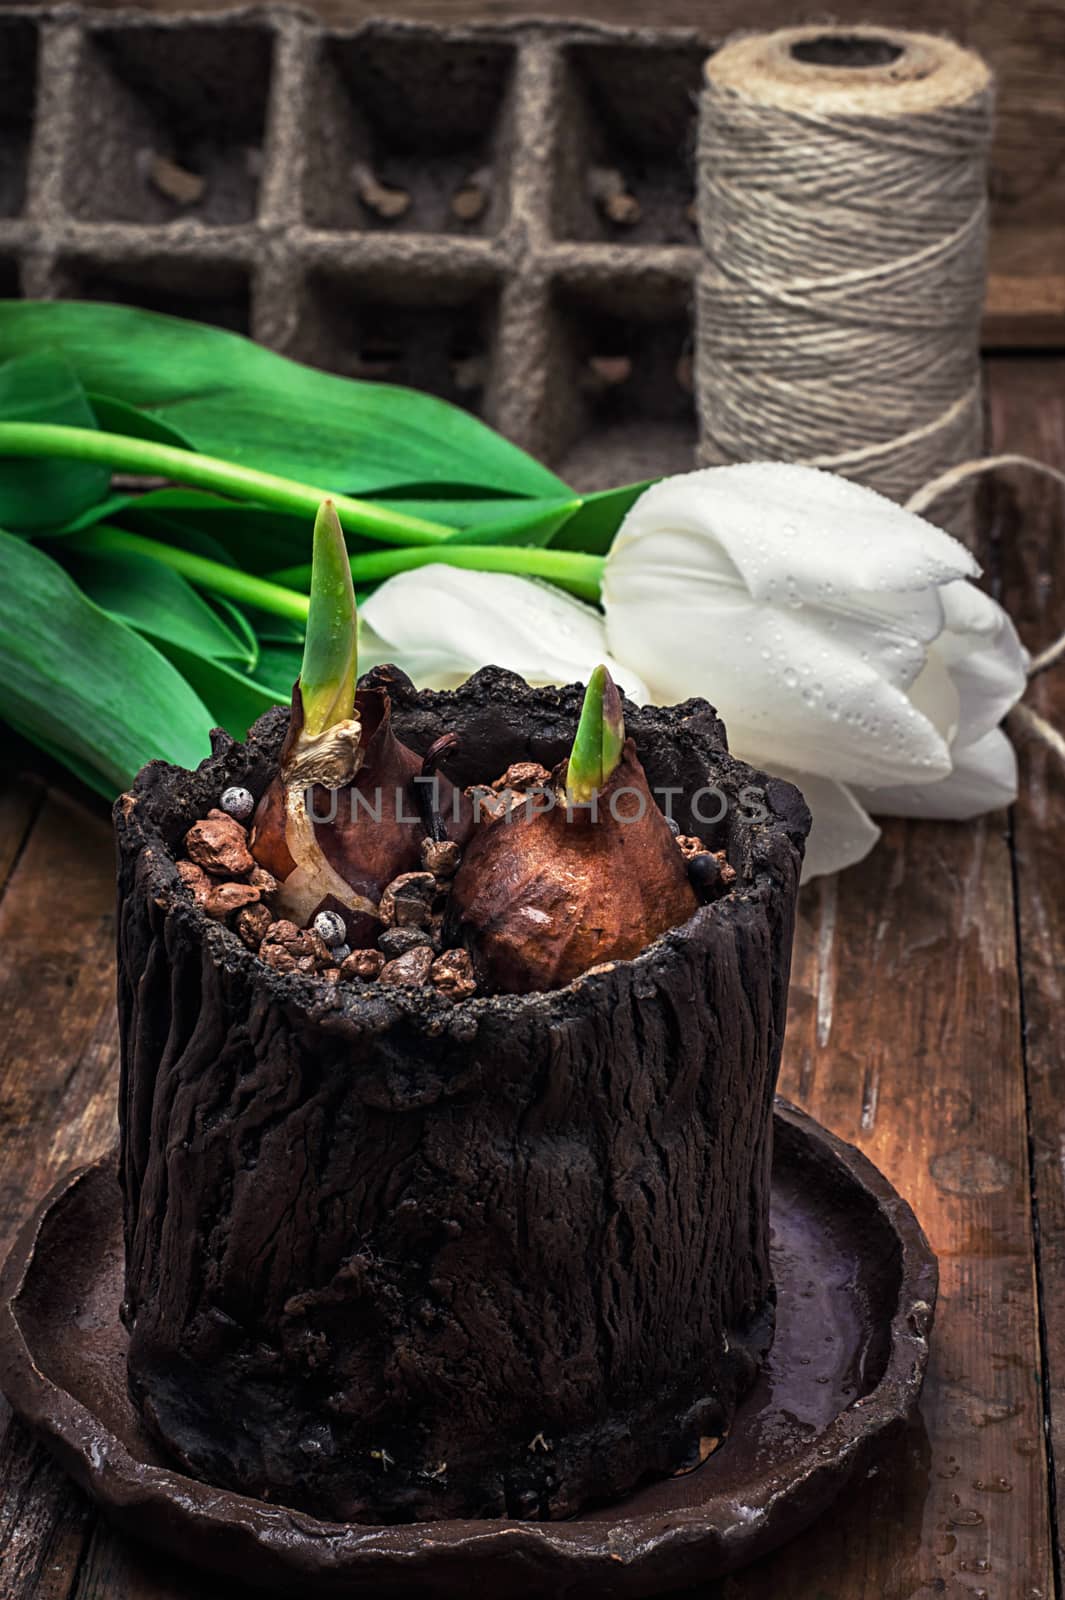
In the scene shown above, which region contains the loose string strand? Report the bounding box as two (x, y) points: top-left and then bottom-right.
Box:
(906, 456), (1065, 753)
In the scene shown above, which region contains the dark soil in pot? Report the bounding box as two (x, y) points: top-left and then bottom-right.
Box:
(114, 667), (810, 1523)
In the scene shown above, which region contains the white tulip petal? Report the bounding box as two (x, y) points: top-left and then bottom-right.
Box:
(904, 652), (962, 746)
(361, 566), (650, 702)
(605, 524), (946, 695)
(766, 766), (881, 882)
(608, 578), (952, 787)
(854, 726), (1018, 820)
(933, 581), (1029, 747)
(939, 577), (1011, 640)
(611, 464), (979, 603)
(357, 618), (429, 679)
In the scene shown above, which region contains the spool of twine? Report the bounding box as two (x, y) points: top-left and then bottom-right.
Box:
(696, 26), (994, 521)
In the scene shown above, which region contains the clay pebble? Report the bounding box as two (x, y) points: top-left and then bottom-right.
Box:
(185, 813), (254, 879)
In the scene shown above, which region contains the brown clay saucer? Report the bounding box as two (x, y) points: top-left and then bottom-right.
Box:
(0, 1100), (936, 1596)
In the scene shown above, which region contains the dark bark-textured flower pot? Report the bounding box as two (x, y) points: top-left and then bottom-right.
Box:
(114, 667), (810, 1524)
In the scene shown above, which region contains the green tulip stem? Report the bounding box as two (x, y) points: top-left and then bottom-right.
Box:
(63, 520), (608, 621)
(66, 524), (311, 623)
(0, 421), (453, 548)
(270, 544), (606, 604)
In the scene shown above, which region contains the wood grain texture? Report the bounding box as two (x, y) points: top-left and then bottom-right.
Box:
(708, 357), (1062, 1598)
(0, 771), (117, 1600)
(68, 1522), (238, 1600)
(0, 785), (119, 1251)
(721, 822), (1053, 1599)
(987, 233), (1065, 350)
(64, 0), (1065, 342)
(989, 354), (1065, 1590)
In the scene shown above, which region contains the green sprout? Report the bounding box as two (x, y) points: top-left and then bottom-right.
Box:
(565, 664), (625, 806)
(299, 499), (358, 737)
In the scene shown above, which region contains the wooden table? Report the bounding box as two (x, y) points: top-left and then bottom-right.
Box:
(1, 354), (1063, 1597)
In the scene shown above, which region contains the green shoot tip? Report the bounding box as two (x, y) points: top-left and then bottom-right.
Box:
(299, 499), (358, 738)
(565, 664), (625, 806)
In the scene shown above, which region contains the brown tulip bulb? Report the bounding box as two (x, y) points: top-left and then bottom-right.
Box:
(447, 667), (699, 993)
(248, 501), (465, 945)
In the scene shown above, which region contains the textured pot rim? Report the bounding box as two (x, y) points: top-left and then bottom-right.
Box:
(0, 1099), (936, 1590)
(115, 669), (811, 1031)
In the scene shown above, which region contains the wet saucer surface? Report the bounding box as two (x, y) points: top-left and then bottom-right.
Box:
(0, 1100), (936, 1596)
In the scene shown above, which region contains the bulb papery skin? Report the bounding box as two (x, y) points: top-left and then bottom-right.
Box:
(448, 739), (699, 994)
(251, 684), (470, 944)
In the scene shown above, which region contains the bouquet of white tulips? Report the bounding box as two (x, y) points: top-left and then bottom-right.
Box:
(0, 304), (1029, 881)
(365, 465), (1028, 879)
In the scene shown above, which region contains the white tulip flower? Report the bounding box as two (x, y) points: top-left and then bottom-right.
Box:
(602, 463), (1028, 879)
(360, 564), (650, 703)
(354, 464), (1028, 882)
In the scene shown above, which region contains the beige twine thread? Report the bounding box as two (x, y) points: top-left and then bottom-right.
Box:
(696, 26), (994, 513)
(907, 456), (1065, 760)
(697, 27), (1065, 762)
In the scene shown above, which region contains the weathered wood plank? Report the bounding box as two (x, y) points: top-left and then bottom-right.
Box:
(989, 354), (1065, 1589)
(0, 771), (44, 907)
(0, 1421), (92, 1600)
(70, 1523), (237, 1600)
(986, 233), (1065, 350)
(714, 814), (1053, 1599)
(0, 780), (121, 1600)
(715, 357), (1063, 1595)
(717, 346), (1063, 1598)
(0, 789), (119, 1252)
(712, 356), (1061, 1595)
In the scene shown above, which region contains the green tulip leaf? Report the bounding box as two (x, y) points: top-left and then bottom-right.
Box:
(3, 712), (118, 802)
(87, 392), (194, 449)
(0, 354), (111, 532)
(0, 528), (216, 792)
(51, 490), (140, 536)
(547, 481), (652, 554)
(0, 301), (570, 499)
(65, 547), (258, 667)
(441, 498), (582, 548)
(210, 596), (260, 670)
(245, 609), (305, 645)
(157, 642), (285, 742)
(251, 644), (304, 697)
